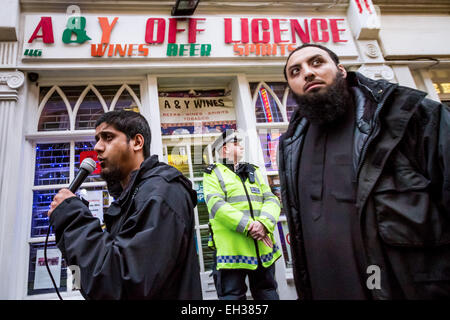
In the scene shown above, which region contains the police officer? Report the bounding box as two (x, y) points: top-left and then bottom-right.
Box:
(203, 129), (281, 300)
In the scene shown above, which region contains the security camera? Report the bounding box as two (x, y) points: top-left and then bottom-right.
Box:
(28, 72), (39, 82)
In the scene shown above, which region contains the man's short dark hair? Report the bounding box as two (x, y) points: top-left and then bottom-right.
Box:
(283, 44), (340, 81)
(95, 110), (151, 159)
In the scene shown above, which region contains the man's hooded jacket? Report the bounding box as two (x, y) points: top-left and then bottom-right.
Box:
(50, 155), (202, 300)
(278, 72), (450, 299)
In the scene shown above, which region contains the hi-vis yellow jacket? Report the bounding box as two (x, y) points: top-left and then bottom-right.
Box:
(203, 163), (281, 270)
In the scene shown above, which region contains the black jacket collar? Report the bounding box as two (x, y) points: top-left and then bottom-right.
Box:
(105, 155), (197, 218)
(107, 155), (160, 202)
(105, 155), (161, 217)
(119, 155), (161, 201)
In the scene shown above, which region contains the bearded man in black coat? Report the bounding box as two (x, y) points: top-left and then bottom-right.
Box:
(278, 44), (450, 300)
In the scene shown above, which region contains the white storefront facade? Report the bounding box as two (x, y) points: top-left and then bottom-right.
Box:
(0, 0), (449, 300)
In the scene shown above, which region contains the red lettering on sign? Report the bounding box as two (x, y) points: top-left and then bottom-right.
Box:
(188, 18), (205, 43)
(145, 18), (165, 44)
(354, 0), (373, 14)
(168, 18), (186, 43)
(311, 18), (329, 43)
(290, 19), (310, 43)
(364, 0), (373, 14)
(329, 19), (347, 42)
(241, 18), (249, 43)
(28, 17), (54, 43)
(225, 18), (345, 45)
(224, 18), (236, 43)
(224, 18), (249, 43)
(272, 19), (289, 43)
(251, 19), (270, 43)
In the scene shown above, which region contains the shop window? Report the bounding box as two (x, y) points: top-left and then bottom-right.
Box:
(34, 143), (70, 186)
(258, 129), (283, 172)
(38, 84), (141, 131)
(75, 87), (107, 130)
(38, 87), (71, 131)
(250, 80), (294, 269)
(59, 86), (86, 109)
(430, 68), (450, 105)
(166, 145), (190, 176)
(74, 141), (103, 184)
(195, 181), (209, 225)
(250, 82), (297, 123)
(268, 175), (292, 268)
(200, 229), (215, 272)
(114, 84), (141, 112)
(28, 83), (142, 298)
(285, 90), (297, 121)
(31, 188), (60, 238)
(91, 85), (121, 109)
(277, 219), (292, 269)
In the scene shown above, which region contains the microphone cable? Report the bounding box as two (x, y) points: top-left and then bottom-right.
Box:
(43, 157), (96, 300)
(44, 224), (63, 300)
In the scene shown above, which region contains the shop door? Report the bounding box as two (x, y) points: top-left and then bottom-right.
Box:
(162, 136), (219, 299)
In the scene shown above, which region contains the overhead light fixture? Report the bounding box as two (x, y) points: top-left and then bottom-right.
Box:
(171, 0), (200, 16)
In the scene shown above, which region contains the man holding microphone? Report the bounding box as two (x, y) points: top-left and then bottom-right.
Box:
(48, 110), (201, 300)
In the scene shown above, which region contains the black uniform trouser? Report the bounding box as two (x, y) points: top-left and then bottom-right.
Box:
(213, 263), (279, 300)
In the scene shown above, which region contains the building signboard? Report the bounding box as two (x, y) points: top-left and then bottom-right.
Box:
(22, 9), (358, 61)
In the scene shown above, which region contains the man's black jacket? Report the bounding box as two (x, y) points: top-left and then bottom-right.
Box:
(278, 72), (450, 299)
(50, 155), (202, 299)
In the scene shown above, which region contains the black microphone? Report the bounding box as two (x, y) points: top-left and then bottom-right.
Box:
(45, 157), (96, 300)
(69, 157), (97, 192)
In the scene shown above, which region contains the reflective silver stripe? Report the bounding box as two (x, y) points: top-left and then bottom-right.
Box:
(206, 193), (225, 204)
(263, 197), (281, 207)
(242, 209), (261, 217)
(209, 199), (227, 219)
(228, 195), (263, 203)
(262, 192), (275, 198)
(260, 211), (277, 225)
(213, 167), (227, 201)
(236, 213), (251, 233)
(262, 192), (281, 206)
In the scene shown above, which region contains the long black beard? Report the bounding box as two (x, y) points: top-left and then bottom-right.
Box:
(292, 72), (351, 126)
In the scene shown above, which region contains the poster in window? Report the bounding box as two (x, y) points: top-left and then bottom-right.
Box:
(80, 189), (104, 222)
(33, 248), (62, 290)
(159, 95), (236, 135)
